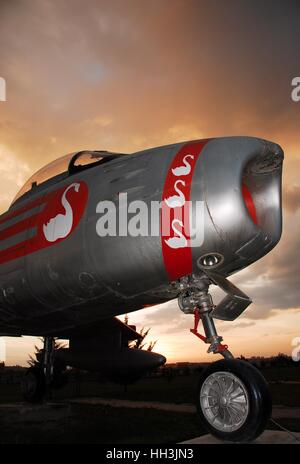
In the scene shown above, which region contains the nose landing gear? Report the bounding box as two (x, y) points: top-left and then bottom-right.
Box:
(177, 275), (272, 442)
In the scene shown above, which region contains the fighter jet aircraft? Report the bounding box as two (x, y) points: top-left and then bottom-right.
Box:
(0, 136), (283, 442)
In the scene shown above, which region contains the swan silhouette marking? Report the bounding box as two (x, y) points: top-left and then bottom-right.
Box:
(43, 183), (80, 242)
(165, 180), (186, 208)
(164, 219), (188, 249)
(171, 154), (194, 176)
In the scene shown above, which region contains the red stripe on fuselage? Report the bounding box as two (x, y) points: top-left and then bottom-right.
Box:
(161, 140), (209, 281)
(0, 240), (28, 265)
(0, 194), (49, 225)
(0, 213), (40, 241)
(0, 182), (88, 265)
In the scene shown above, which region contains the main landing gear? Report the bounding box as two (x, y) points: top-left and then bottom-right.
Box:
(21, 336), (56, 403)
(178, 274), (272, 442)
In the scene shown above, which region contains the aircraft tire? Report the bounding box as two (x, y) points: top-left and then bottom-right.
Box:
(196, 359), (272, 442)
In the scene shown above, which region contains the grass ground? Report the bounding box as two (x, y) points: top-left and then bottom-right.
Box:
(53, 371), (300, 408)
(0, 403), (299, 444)
(0, 368), (299, 407)
(0, 404), (202, 444)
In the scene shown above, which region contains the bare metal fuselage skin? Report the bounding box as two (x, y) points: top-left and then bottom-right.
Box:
(0, 136), (283, 337)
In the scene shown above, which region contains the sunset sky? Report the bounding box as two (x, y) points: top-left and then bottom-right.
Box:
(0, 0), (299, 365)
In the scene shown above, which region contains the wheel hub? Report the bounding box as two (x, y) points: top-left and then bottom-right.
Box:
(200, 371), (249, 432)
(220, 396), (228, 405)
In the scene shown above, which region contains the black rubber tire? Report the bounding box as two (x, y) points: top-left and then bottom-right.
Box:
(196, 359), (272, 442)
(21, 367), (46, 403)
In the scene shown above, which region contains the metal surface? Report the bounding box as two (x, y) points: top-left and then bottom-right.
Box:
(43, 336), (54, 399)
(180, 276), (234, 358)
(205, 270), (252, 321)
(56, 348), (166, 373)
(200, 371), (249, 432)
(0, 136), (283, 337)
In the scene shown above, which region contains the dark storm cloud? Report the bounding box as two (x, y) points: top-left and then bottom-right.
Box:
(1, 0), (300, 168)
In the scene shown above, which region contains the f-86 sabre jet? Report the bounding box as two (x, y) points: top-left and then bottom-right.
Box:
(0, 136), (283, 442)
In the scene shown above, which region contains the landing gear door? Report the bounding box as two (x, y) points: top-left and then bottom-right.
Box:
(205, 270), (252, 321)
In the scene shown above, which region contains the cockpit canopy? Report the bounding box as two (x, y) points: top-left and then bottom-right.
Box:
(12, 150), (125, 205)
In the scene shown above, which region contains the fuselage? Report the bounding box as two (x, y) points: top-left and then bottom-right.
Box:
(0, 137), (283, 336)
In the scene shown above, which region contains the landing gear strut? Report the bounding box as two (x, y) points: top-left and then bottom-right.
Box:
(177, 275), (272, 442)
(178, 275), (233, 359)
(190, 306), (233, 360)
(21, 336), (54, 403)
(43, 336), (55, 400)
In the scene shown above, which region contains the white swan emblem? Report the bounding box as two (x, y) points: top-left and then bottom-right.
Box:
(164, 219), (188, 249)
(43, 183), (80, 242)
(172, 154), (194, 176)
(165, 180), (186, 208)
